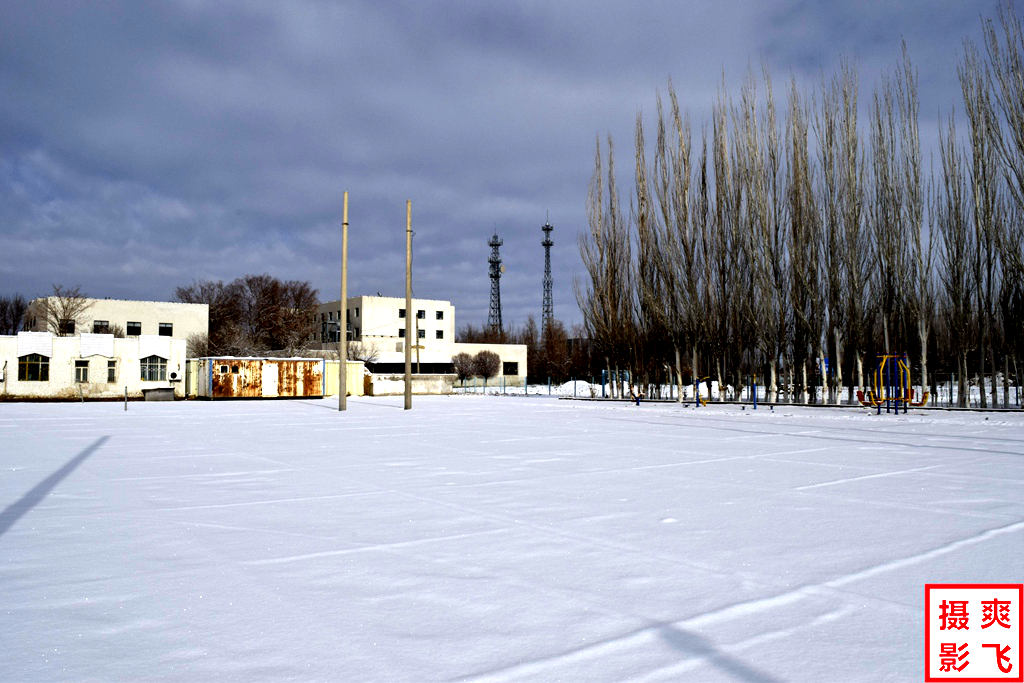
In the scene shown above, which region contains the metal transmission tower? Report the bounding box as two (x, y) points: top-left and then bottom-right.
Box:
(541, 221), (554, 335)
(487, 233), (504, 334)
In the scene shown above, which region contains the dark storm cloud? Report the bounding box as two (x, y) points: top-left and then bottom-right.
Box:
(0, 0), (1014, 328)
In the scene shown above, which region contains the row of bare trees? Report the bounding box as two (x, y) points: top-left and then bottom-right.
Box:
(176, 274), (318, 356)
(578, 8), (1024, 407)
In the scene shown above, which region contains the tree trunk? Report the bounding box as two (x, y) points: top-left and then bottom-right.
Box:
(918, 318), (929, 404)
(1015, 355), (1021, 408)
(675, 346), (683, 403)
(716, 358), (724, 402)
(605, 357), (612, 399)
(801, 362), (809, 404)
(958, 351), (968, 407)
(979, 348), (988, 408)
(817, 347), (826, 404)
(769, 359), (778, 404)
(856, 352), (864, 399)
(1002, 354), (1009, 409)
(833, 328), (844, 405)
(991, 346), (998, 408)
(691, 344), (698, 402)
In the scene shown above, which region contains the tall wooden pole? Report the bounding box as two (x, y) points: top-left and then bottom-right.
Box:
(339, 191), (349, 411)
(404, 200), (413, 410)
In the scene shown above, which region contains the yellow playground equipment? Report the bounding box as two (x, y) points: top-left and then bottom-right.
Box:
(856, 353), (930, 413)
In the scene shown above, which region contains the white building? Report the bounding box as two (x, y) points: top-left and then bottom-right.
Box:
(1, 331), (187, 400)
(316, 295), (527, 381)
(26, 297), (208, 341)
(317, 295), (455, 344)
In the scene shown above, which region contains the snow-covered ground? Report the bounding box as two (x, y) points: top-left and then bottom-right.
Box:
(2, 396), (1022, 681)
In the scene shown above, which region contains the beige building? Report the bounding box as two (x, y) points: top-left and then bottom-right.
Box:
(1, 331), (187, 399)
(316, 295), (527, 382)
(26, 297), (208, 341)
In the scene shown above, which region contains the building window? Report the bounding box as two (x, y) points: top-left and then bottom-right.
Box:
(355, 307), (360, 317)
(140, 355), (167, 381)
(107, 360), (116, 383)
(398, 328), (406, 338)
(416, 309), (425, 319)
(436, 330), (444, 339)
(159, 323), (173, 337)
(503, 362), (519, 375)
(436, 310), (443, 320)
(75, 360), (89, 383)
(417, 328), (425, 339)
(93, 320), (110, 333)
(219, 365), (229, 374)
(126, 321), (141, 336)
(58, 319), (75, 335)
(18, 354), (49, 381)
(399, 308), (406, 318)
(231, 365), (239, 374)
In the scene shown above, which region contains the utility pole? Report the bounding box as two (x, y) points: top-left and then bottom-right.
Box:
(404, 200), (412, 410)
(339, 191), (348, 411)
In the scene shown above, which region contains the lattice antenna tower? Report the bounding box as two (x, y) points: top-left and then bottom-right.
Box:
(487, 233), (504, 334)
(541, 220), (554, 336)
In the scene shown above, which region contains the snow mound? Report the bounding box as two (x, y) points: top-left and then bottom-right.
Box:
(555, 380), (598, 397)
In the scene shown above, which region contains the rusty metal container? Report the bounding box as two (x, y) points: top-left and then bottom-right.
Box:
(196, 358), (325, 399)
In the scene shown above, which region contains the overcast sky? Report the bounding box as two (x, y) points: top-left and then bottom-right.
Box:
(1, 1), (1017, 330)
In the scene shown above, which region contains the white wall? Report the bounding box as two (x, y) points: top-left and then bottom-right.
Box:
(317, 295), (456, 343)
(0, 332), (187, 399)
(27, 298), (208, 341)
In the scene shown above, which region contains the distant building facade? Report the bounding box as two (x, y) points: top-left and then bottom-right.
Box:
(26, 298), (208, 342)
(316, 295), (527, 381)
(1, 331), (187, 400)
(317, 295), (455, 344)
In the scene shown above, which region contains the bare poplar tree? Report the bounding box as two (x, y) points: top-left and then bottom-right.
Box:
(937, 114), (976, 407)
(869, 74), (908, 357)
(750, 68), (790, 403)
(652, 85), (696, 400)
(786, 80), (821, 403)
(894, 44), (934, 399)
(632, 112), (662, 391)
(576, 137), (633, 398)
(983, 7), (1024, 406)
(960, 41), (1001, 408)
(816, 68), (846, 403)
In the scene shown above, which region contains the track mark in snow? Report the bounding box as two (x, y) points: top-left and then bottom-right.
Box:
(152, 491), (381, 512)
(794, 464), (941, 490)
(667, 519), (1024, 630)
(245, 528), (509, 565)
(825, 519), (1024, 588)
(178, 521), (333, 540)
(110, 468), (293, 482)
